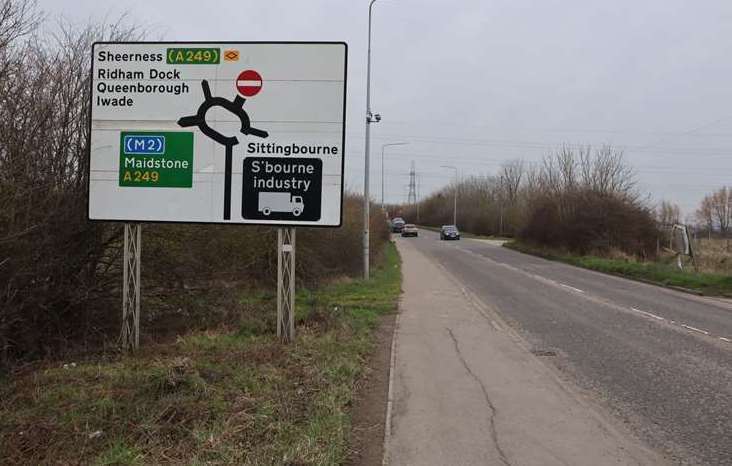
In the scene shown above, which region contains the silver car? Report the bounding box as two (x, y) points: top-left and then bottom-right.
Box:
(401, 224), (419, 237)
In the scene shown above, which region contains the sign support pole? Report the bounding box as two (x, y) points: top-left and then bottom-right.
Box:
(121, 223), (141, 351)
(277, 227), (296, 343)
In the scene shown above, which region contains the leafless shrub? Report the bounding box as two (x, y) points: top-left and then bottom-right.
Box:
(656, 200), (681, 227)
(0, 6), (140, 364)
(409, 145), (657, 256)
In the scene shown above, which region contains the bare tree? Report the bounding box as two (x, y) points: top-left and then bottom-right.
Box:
(580, 144), (636, 197)
(696, 195), (715, 238)
(657, 200), (681, 226)
(711, 187), (731, 237)
(499, 159), (524, 203)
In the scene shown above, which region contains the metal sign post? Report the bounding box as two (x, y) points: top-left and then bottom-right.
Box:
(277, 228), (296, 342)
(121, 223), (141, 350)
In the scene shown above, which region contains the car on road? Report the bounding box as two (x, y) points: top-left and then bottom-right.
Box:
(391, 217), (406, 233)
(401, 224), (419, 237)
(440, 225), (461, 240)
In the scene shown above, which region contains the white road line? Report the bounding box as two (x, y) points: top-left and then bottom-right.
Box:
(382, 313), (401, 466)
(454, 242), (727, 344)
(630, 307), (666, 321)
(559, 283), (585, 293)
(681, 324), (710, 336)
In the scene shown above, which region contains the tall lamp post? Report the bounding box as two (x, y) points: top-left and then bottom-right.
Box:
(381, 142), (408, 211)
(363, 0), (382, 280)
(441, 165), (458, 226)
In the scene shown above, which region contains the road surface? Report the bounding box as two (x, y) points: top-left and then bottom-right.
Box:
(387, 231), (732, 465)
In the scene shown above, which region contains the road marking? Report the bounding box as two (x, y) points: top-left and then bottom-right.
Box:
(559, 283), (585, 293)
(631, 307), (666, 321)
(453, 243), (728, 344)
(382, 313), (400, 465)
(681, 324), (710, 336)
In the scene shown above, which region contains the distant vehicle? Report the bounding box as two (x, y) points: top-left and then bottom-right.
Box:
(401, 224), (419, 237)
(391, 217), (406, 233)
(440, 225), (460, 240)
(258, 192), (304, 216)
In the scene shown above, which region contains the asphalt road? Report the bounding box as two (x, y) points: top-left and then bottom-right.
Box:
(404, 230), (732, 466)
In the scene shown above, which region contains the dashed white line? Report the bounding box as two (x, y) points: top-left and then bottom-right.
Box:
(631, 307), (666, 321)
(681, 324), (710, 336)
(559, 283), (585, 293)
(454, 244), (729, 344)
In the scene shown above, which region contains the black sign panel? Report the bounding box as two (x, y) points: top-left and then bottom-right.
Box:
(242, 157), (322, 221)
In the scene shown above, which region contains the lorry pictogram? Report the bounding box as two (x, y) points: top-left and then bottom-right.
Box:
(258, 192), (304, 217)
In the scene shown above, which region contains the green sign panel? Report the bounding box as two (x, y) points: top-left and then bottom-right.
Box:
(119, 131), (194, 188)
(166, 47), (220, 64)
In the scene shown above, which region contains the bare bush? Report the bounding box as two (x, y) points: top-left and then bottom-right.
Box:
(656, 200), (681, 226)
(694, 187), (732, 239)
(409, 145), (657, 257)
(520, 146), (656, 256)
(0, 8), (141, 364)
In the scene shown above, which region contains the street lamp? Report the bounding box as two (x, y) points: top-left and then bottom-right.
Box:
(441, 165), (458, 227)
(499, 174), (505, 236)
(363, 0), (382, 280)
(381, 142), (408, 211)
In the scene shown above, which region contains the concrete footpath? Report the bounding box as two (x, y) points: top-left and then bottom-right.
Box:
(384, 238), (665, 466)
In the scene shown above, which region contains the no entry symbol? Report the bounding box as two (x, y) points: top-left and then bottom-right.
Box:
(236, 70), (262, 97)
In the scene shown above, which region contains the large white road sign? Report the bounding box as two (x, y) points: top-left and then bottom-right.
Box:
(88, 42), (347, 226)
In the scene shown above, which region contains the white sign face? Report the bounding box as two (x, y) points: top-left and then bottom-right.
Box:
(88, 42), (347, 226)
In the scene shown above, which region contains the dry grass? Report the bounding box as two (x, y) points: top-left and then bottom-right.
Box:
(692, 238), (732, 275)
(507, 241), (732, 297)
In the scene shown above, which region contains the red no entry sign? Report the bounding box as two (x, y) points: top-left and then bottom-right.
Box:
(236, 70), (262, 97)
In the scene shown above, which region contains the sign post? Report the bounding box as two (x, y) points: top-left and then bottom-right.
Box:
(88, 42), (347, 346)
(277, 228), (296, 342)
(121, 223), (141, 350)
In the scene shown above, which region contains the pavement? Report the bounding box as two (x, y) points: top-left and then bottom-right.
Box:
(385, 234), (667, 466)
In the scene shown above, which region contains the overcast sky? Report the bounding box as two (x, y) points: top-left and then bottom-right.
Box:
(41, 0), (732, 217)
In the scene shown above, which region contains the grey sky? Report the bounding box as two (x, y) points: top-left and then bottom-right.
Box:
(42, 0), (732, 216)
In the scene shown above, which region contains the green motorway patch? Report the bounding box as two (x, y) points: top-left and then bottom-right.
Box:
(505, 241), (732, 298)
(119, 131), (193, 188)
(0, 243), (401, 465)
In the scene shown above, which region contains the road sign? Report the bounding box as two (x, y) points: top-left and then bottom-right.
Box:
(236, 69), (262, 97)
(223, 49), (240, 62)
(88, 41), (347, 226)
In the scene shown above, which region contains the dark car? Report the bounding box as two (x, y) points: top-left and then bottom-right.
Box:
(401, 224), (419, 237)
(440, 225), (460, 240)
(391, 217), (406, 233)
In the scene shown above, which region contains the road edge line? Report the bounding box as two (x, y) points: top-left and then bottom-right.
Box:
(381, 310), (400, 465)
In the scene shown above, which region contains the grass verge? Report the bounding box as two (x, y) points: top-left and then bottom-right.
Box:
(505, 241), (732, 297)
(0, 243), (401, 465)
